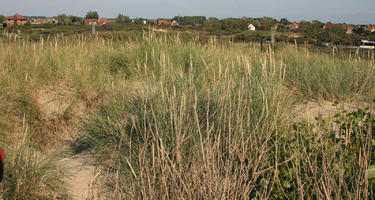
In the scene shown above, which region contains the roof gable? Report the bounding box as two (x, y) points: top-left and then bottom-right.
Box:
(8, 14), (27, 20)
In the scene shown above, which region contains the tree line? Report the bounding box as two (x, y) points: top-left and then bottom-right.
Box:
(2, 11), (374, 45)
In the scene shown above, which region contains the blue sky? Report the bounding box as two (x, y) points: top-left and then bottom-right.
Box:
(1, 0), (374, 24)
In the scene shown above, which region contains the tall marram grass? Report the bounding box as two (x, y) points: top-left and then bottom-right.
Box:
(84, 43), (294, 199)
(78, 32), (374, 199)
(282, 47), (375, 100)
(0, 127), (68, 200)
(0, 31), (374, 199)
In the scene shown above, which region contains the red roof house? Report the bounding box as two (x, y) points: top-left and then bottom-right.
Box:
(158, 19), (179, 26)
(7, 14), (27, 21)
(98, 19), (115, 25)
(323, 23), (344, 29)
(158, 19), (172, 26)
(6, 14), (28, 26)
(364, 25), (375, 32)
(285, 22), (299, 30)
(84, 19), (115, 25)
(274, 23), (279, 30)
(84, 19), (96, 25)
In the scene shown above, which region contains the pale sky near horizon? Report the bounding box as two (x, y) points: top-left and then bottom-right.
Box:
(1, 0), (374, 24)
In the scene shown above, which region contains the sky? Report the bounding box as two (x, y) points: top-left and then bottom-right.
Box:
(1, 0), (374, 24)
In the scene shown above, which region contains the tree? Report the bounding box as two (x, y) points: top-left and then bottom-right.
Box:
(70, 15), (83, 25)
(57, 14), (71, 25)
(312, 20), (323, 28)
(354, 27), (366, 35)
(85, 11), (99, 19)
(172, 16), (182, 24)
(261, 17), (277, 30)
(134, 18), (144, 25)
(298, 20), (325, 44)
(0, 15), (5, 23)
(327, 26), (345, 34)
(115, 14), (131, 24)
(239, 17), (255, 30)
(203, 17), (222, 32)
(299, 21), (313, 32)
(172, 16), (206, 25)
(279, 18), (290, 25)
(221, 18), (242, 33)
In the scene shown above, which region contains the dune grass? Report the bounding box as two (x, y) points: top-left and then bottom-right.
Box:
(0, 128), (68, 200)
(0, 31), (374, 199)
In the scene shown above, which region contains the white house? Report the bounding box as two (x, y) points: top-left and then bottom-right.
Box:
(248, 24), (256, 31)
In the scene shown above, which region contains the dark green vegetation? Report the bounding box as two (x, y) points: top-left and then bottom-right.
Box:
(2, 15), (375, 46)
(289, 108), (375, 199)
(0, 29), (374, 199)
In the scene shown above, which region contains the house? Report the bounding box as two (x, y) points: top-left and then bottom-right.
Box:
(158, 19), (172, 26)
(99, 19), (115, 25)
(171, 20), (179, 26)
(323, 23), (343, 29)
(158, 19), (179, 26)
(84, 19), (97, 25)
(6, 14), (28, 26)
(30, 18), (58, 25)
(45, 18), (58, 24)
(84, 19), (115, 25)
(344, 25), (354, 34)
(274, 23), (279, 30)
(364, 25), (375, 32)
(285, 22), (299, 30)
(248, 24), (256, 31)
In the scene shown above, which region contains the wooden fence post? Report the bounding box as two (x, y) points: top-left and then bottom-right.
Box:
(92, 22), (96, 35)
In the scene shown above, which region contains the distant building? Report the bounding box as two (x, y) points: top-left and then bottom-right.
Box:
(45, 18), (58, 24)
(84, 19), (97, 25)
(158, 19), (179, 26)
(285, 22), (299, 30)
(274, 23), (279, 30)
(323, 23), (344, 29)
(31, 18), (58, 25)
(84, 19), (115, 25)
(158, 19), (172, 26)
(6, 14), (28, 26)
(344, 25), (354, 34)
(364, 25), (375, 32)
(248, 24), (256, 31)
(171, 20), (179, 26)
